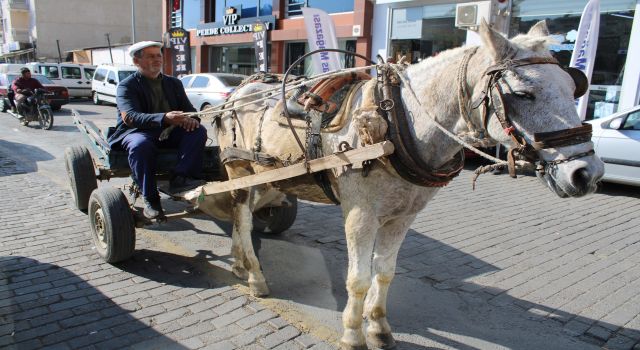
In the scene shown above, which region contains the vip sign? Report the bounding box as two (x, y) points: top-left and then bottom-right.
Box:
(169, 27), (191, 78)
(196, 7), (275, 37)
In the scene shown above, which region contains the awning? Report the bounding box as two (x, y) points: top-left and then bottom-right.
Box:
(0, 48), (35, 59)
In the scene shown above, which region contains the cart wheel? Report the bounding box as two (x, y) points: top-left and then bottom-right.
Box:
(88, 187), (135, 263)
(253, 195), (298, 234)
(64, 146), (98, 211)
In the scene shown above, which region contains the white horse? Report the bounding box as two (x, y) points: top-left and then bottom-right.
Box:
(199, 21), (604, 349)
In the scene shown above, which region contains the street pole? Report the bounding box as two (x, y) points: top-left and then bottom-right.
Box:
(131, 0), (136, 43)
(105, 33), (113, 64)
(56, 39), (62, 63)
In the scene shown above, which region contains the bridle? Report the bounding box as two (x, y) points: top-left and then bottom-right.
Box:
(462, 49), (594, 178)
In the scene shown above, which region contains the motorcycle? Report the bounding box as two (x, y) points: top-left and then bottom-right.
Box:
(8, 88), (54, 130)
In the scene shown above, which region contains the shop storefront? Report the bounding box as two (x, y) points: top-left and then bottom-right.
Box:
(372, 0), (640, 120)
(163, 0), (373, 76)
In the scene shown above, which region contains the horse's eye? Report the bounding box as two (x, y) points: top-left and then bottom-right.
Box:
(514, 91), (535, 100)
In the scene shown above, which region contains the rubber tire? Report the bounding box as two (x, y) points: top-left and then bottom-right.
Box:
(200, 103), (210, 112)
(92, 91), (102, 105)
(38, 107), (54, 130)
(252, 195), (298, 234)
(0, 98), (7, 112)
(64, 145), (98, 211)
(88, 187), (136, 263)
(51, 104), (61, 111)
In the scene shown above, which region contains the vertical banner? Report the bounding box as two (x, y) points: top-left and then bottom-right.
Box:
(252, 20), (268, 73)
(169, 27), (192, 78)
(569, 0), (600, 120)
(302, 7), (342, 75)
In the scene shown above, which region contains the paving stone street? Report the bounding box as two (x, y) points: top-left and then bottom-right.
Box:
(1, 102), (640, 349)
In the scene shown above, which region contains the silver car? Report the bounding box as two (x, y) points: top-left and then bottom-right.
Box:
(180, 73), (247, 111)
(587, 105), (640, 186)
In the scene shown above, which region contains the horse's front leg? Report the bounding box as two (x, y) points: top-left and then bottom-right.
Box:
(364, 215), (414, 349)
(230, 189), (269, 297)
(341, 207), (379, 350)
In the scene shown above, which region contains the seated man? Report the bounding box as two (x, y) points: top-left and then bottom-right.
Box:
(12, 67), (44, 115)
(107, 41), (207, 219)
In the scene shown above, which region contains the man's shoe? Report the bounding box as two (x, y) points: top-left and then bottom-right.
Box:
(169, 175), (205, 194)
(143, 198), (164, 219)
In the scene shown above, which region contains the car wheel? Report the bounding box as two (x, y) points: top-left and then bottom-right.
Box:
(92, 91), (102, 105)
(0, 98), (7, 113)
(200, 103), (211, 112)
(51, 104), (61, 111)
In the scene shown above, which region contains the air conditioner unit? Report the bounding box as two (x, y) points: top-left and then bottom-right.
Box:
(455, 1), (491, 29)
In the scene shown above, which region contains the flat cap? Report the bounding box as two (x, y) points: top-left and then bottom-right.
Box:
(128, 41), (163, 58)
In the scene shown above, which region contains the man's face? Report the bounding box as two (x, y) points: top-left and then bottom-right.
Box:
(134, 46), (163, 77)
(21, 71), (31, 79)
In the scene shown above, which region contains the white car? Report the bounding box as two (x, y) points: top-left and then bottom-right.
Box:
(180, 73), (246, 111)
(91, 64), (137, 105)
(587, 105), (640, 186)
(27, 62), (95, 98)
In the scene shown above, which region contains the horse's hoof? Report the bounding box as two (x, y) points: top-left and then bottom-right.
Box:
(232, 265), (249, 280)
(250, 281), (270, 297)
(339, 341), (368, 350)
(367, 332), (396, 349)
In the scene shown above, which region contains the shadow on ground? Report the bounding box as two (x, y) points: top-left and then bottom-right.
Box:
(0, 139), (53, 175)
(0, 256), (187, 349)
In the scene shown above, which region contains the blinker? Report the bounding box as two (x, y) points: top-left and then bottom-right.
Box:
(565, 67), (589, 98)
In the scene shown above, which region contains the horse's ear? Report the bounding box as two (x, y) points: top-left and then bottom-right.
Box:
(527, 20), (550, 37)
(479, 19), (512, 62)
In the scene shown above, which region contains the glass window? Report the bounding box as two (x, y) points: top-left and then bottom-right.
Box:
(41, 65), (59, 79)
(216, 75), (245, 87)
(107, 71), (116, 84)
(510, 0), (636, 120)
(32, 75), (53, 84)
(183, 0), (201, 29)
(622, 110), (640, 130)
(191, 76), (210, 88)
(259, 0), (272, 16)
(226, 0), (258, 18)
(62, 67), (82, 79)
(118, 70), (135, 82)
(307, 0), (352, 14)
(180, 75), (194, 88)
(209, 45), (257, 75)
(84, 68), (95, 80)
(94, 68), (107, 82)
(390, 4), (466, 64)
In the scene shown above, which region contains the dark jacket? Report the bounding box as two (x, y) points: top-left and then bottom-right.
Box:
(107, 71), (196, 147)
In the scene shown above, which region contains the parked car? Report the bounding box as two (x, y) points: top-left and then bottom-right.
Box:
(0, 73), (70, 111)
(91, 64), (137, 105)
(26, 62), (95, 98)
(587, 105), (640, 186)
(180, 73), (246, 111)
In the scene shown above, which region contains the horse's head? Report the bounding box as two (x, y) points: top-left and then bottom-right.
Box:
(472, 20), (604, 197)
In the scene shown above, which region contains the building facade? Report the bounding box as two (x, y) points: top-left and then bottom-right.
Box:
(0, 0), (162, 63)
(163, 0), (373, 76)
(371, 0), (640, 120)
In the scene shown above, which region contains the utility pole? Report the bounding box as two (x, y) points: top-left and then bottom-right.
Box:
(131, 0), (136, 43)
(105, 33), (113, 64)
(56, 40), (62, 63)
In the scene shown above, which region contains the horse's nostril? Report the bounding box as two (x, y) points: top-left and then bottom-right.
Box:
(572, 168), (590, 191)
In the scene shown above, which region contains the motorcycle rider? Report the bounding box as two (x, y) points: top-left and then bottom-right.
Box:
(12, 67), (44, 117)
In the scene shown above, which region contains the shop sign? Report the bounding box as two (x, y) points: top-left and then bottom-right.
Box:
(302, 7), (341, 74)
(196, 7), (276, 37)
(252, 21), (268, 72)
(169, 27), (192, 78)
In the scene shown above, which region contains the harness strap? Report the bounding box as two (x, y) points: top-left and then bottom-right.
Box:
(377, 65), (464, 187)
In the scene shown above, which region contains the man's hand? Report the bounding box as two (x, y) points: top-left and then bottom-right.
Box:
(163, 111), (200, 132)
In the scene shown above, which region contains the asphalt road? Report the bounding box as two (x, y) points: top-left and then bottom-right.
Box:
(1, 99), (639, 349)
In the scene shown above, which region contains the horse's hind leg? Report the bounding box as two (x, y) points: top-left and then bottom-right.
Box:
(364, 215), (415, 349)
(230, 189), (269, 297)
(340, 206), (379, 350)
